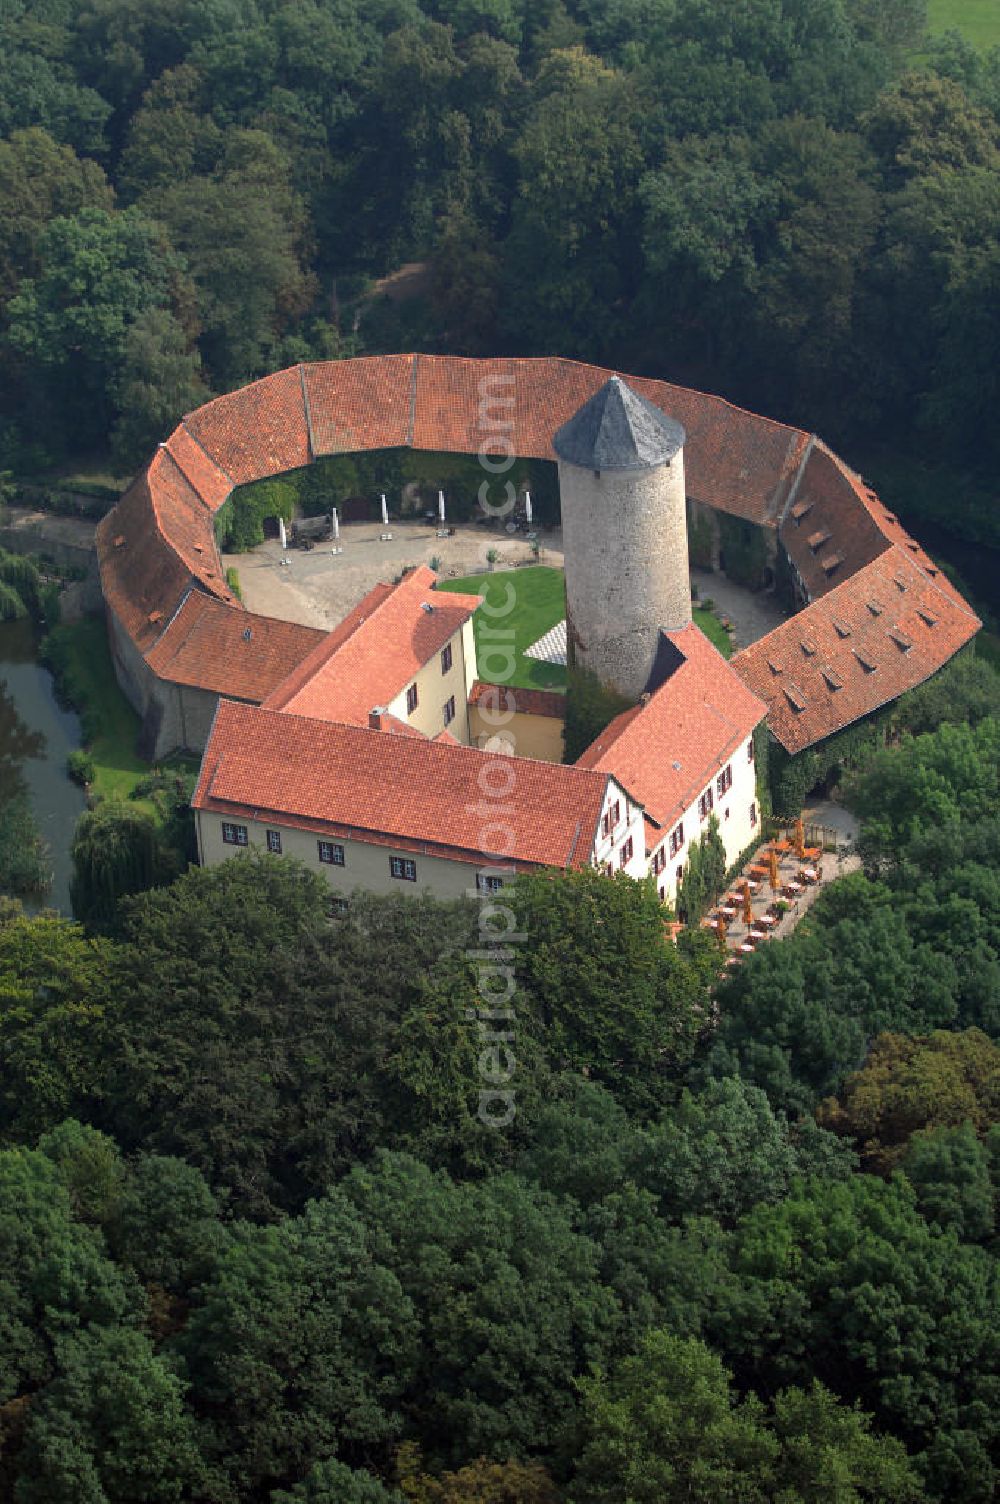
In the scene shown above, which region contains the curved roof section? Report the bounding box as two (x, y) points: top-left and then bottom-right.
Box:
(145, 592), (325, 702)
(553, 376), (685, 471)
(98, 355), (979, 753)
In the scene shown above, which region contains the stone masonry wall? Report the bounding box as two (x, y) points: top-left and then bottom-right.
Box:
(559, 451), (692, 701)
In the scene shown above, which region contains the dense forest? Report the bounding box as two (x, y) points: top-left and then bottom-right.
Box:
(0, 656), (997, 1500)
(0, 0), (999, 567)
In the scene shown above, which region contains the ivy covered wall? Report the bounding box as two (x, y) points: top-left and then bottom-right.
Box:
(218, 449), (562, 541)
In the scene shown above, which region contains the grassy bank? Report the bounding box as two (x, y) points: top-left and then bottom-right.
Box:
(42, 617), (147, 801)
(38, 616), (199, 812)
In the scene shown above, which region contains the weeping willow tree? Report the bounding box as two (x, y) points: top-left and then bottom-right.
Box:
(69, 799), (162, 936)
(0, 549), (41, 620)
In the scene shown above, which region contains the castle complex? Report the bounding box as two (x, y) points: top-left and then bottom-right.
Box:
(96, 356), (980, 906)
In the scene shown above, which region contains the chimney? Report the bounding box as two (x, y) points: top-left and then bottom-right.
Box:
(369, 707), (385, 730)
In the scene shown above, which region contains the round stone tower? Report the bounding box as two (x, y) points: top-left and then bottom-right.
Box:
(553, 375), (691, 702)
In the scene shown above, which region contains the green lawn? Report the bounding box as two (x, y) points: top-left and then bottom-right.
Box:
(437, 566), (734, 686)
(926, 0), (1000, 48)
(437, 566), (567, 690)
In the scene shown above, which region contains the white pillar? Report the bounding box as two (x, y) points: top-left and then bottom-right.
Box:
(438, 490), (446, 523)
(524, 491), (532, 525)
(279, 516), (287, 549)
(381, 493), (388, 527)
(331, 508), (340, 541)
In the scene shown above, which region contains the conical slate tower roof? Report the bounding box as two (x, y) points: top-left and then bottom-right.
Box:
(552, 376), (685, 472)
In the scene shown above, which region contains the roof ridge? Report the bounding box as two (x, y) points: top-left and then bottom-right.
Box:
(776, 433), (816, 525)
(180, 417), (235, 489)
(299, 362), (317, 460)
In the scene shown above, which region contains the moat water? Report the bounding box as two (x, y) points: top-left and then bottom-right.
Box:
(0, 618), (85, 914)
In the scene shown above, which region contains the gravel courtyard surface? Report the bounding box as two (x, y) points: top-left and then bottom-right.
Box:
(690, 566), (788, 649)
(223, 521), (564, 630)
(224, 526), (788, 647)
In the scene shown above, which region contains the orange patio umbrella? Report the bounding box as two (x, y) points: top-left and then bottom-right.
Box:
(768, 843), (780, 893)
(716, 913), (727, 942)
(742, 881), (753, 926)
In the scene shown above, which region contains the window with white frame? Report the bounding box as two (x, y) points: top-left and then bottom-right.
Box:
(476, 872), (504, 893)
(652, 847), (666, 875)
(222, 822), (248, 846)
(747, 737), (755, 762)
(317, 840), (345, 866)
(390, 856), (417, 882)
(675, 864), (683, 885)
(443, 695), (456, 726)
(749, 801), (757, 828)
(698, 787), (714, 821)
(328, 896), (349, 917)
(619, 836), (634, 868)
(668, 821), (684, 856)
(716, 764), (733, 797)
(266, 829), (282, 854)
(441, 643), (453, 674)
(405, 682), (418, 714)
(601, 799), (621, 838)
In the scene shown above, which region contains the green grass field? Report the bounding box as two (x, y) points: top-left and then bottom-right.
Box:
(437, 566), (733, 687)
(926, 0), (1000, 48)
(437, 566), (568, 690)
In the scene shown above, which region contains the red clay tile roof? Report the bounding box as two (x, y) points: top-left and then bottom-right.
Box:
(96, 474), (206, 653)
(145, 592), (325, 702)
(732, 547), (981, 753)
(780, 442), (892, 600)
(411, 355), (809, 524)
(469, 681), (566, 719)
(576, 624), (766, 837)
(194, 700), (618, 869)
(265, 565), (481, 723)
(96, 357), (977, 758)
(304, 355), (415, 454)
(145, 446), (233, 602)
(184, 366), (311, 485)
(164, 422), (233, 507)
